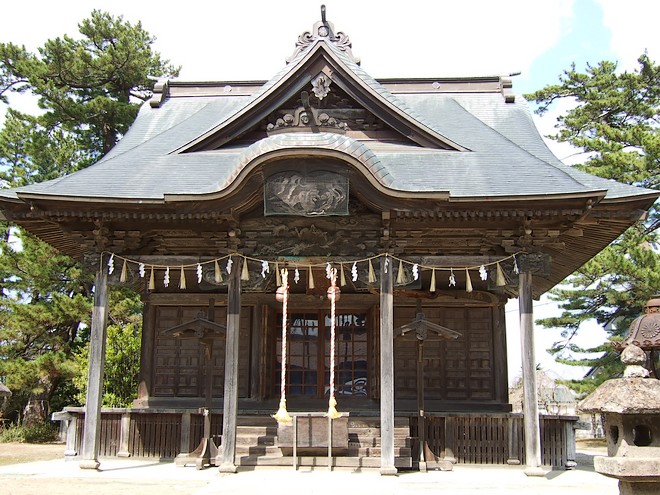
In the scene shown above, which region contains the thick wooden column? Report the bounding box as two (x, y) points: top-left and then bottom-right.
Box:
(379, 256), (397, 475)
(136, 301), (156, 405)
(219, 258), (241, 473)
(80, 259), (109, 470)
(492, 303), (509, 404)
(519, 269), (544, 476)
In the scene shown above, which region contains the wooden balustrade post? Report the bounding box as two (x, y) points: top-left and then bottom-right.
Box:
(117, 412), (131, 457)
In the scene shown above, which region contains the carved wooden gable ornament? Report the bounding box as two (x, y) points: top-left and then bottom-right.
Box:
(264, 169), (349, 217)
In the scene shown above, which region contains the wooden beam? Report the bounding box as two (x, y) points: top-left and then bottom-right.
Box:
(218, 257), (241, 472)
(519, 270), (544, 476)
(79, 259), (109, 469)
(379, 256), (397, 475)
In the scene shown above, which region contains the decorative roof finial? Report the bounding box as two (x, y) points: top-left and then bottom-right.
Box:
(286, 6), (360, 65)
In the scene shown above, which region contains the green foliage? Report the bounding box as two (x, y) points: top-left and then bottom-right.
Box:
(0, 421), (58, 443)
(73, 288), (142, 408)
(525, 54), (660, 394)
(0, 10), (173, 420)
(0, 229), (92, 421)
(0, 10), (179, 160)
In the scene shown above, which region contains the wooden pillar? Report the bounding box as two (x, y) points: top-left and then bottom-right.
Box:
(250, 303), (262, 399)
(379, 256), (397, 475)
(492, 303), (509, 404)
(80, 259), (109, 470)
(218, 258), (241, 473)
(519, 270), (544, 476)
(136, 301), (156, 405)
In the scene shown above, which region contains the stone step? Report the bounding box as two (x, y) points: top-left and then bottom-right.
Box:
(235, 445), (283, 457)
(236, 435), (277, 447)
(236, 455), (412, 469)
(236, 426), (278, 436)
(347, 417), (410, 428)
(347, 446), (412, 458)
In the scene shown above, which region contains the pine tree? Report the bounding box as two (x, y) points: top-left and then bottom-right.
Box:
(525, 54), (660, 394)
(0, 11), (178, 423)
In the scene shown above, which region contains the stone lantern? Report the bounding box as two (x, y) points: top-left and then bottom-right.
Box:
(612, 296), (660, 377)
(580, 337), (660, 493)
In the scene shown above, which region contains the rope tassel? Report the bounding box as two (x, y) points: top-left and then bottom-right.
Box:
(465, 268), (473, 293)
(120, 260), (128, 283)
(214, 260), (223, 283)
(326, 268), (341, 420)
(179, 266), (186, 289)
(273, 269), (292, 424)
(396, 259), (405, 285)
(368, 259), (376, 283)
(496, 262), (506, 286)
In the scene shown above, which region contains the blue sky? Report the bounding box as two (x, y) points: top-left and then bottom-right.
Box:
(1, 0), (658, 383)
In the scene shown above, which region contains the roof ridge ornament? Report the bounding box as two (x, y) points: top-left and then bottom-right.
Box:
(286, 5), (360, 65)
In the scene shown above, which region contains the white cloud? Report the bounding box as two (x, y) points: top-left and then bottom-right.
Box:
(596, 0), (660, 70)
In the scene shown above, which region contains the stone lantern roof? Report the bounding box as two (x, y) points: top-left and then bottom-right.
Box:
(613, 296), (660, 352)
(580, 345), (660, 415)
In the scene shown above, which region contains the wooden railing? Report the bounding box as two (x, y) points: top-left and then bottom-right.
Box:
(53, 408), (223, 460)
(410, 413), (577, 468)
(53, 408), (576, 468)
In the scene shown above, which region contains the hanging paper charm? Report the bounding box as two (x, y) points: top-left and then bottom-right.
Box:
(226, 257), (233, 275)
(261, 260), (270, 278)
(139, 263), (146, 278)
(107, 254), (115, 275)
(164, 267), (170, 288)
(197, 263), (203, 284)
(513, 255), (519, 274)
(351, 262), (358, 282)
(479, 265), (488, 281)
(449, 268), (456, 287)
(412, 263), (419, 281)
(294, 268), (300, 284)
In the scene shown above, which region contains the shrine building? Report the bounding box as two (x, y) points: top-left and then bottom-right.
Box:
(0, 10), (657, 474)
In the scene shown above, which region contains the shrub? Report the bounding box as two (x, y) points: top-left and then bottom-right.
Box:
(0, 421), (58, 443)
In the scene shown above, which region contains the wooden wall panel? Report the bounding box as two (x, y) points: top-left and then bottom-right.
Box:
(393, 305), (495, 403)
(152, 305), (252, 399)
